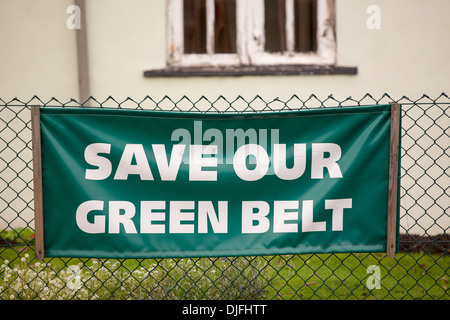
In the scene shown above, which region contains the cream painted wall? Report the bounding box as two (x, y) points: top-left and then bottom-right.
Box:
(335, 0), (450, 100)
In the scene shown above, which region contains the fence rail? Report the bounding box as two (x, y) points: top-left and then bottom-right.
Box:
(0, 93), (448, 300)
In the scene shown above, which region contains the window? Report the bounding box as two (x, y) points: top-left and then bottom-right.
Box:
(166, 0), (336, 68)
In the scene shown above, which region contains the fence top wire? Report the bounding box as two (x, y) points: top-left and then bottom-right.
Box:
(1, 93), (449, 111)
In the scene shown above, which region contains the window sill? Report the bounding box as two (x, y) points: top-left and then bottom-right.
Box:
(143, 65), (357, 77)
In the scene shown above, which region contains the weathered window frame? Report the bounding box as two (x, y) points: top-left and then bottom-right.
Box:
(166, 0), (336, 67)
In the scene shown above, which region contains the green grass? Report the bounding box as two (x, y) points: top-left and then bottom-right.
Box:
(0, 246), (448, 300)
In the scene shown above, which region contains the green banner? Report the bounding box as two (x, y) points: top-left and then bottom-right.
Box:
(38, 105), (400, 259)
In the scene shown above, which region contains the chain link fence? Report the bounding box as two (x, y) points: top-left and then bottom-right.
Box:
(0, 93), (448, 300)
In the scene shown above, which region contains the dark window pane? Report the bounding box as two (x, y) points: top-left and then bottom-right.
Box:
(214, 0), (237, 53)
(264, 0), (286, 52)
(294, 0), (317, 52)
(184, 0), (207, 54)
